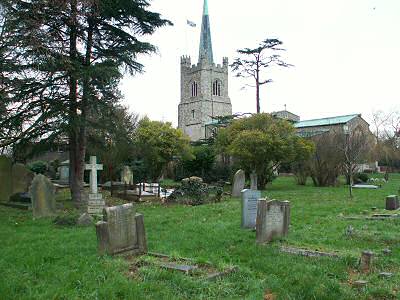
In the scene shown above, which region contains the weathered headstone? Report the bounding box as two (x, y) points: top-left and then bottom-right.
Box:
(256, 199), (291, 244)
(58, 160), (70, 183)
(0, 156), (13, 202)
(232, 169), (245, 197)
(12, 163), (34, 195)
(250, 171), (257, 190)
(85, 156), (104, 215)
(385, 195), (399, 210)
(29, 174), (56, 218)
(77, 213), (94, 227)
(121, 166), (134, 185)
(95, 203), (147, 256)
(359, 250), (374, 273)
(241, 189), (261, 229)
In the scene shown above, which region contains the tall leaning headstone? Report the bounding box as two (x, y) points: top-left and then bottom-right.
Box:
(30, 174), (56, 218)
(241, 189), (261, 229)
(232, 169), (245, 197)
(95, 203), (147, 256)
(256, 199), (291, 244)
(0, 156), (13, 203)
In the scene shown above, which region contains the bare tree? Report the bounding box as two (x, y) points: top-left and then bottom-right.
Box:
(338, 125), (374, 198)
(230, 39), (292, 113)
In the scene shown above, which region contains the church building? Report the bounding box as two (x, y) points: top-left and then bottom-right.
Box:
(178, 0), (232, 141)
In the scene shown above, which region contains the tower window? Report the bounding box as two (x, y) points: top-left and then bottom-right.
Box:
(191, 109), (195, 118)
(212, 80), (221, 96)
(191, 82), (198, 97)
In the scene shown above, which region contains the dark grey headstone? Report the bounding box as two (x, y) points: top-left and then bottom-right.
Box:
(12, 163), (34, 195)
(256, 199), (291, 244)
(232, 169), (245, 197)
(95, 203), (147, 256)
(250, 171), (257, 190)
(29, 174), (56, 218)
(241, 189), (261, 229)
(0, 156), (13, 202)
(385, 195), (399, 210)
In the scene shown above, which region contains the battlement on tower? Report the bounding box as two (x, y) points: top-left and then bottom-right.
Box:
(181, 57), (229, 73)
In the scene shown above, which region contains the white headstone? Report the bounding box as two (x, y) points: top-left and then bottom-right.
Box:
(241, 189), (261, 229)
(85, 156), (104, 215)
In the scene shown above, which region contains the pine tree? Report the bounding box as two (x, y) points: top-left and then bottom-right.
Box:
(0, 0), (171, 205)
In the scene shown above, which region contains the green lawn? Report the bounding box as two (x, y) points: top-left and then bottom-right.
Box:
(1, 175), (399, 299)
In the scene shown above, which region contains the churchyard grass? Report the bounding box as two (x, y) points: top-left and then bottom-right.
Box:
(0, 174), (399, 299)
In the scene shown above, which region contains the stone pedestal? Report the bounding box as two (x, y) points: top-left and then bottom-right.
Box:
(359, 251), (374, 273)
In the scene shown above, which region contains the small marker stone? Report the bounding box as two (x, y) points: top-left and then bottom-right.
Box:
(382, 248), (392, 255)
(353, 280), (368, 288)
(379, 272), (393, 278)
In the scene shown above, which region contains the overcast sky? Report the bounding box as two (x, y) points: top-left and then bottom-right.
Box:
(120, 0), (400, 126)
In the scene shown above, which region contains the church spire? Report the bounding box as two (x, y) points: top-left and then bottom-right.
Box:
(198, 0), (214, 64)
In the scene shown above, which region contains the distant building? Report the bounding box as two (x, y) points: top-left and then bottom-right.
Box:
(294, 114), (370, 137)
(272, 110), (300, 123)
(178, 0), (232, 141)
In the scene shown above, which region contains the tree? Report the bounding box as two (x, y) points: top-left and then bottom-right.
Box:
(339, 125), (374, 198)
(180, 145), (216, 181)
(230, 39), (292, 113)
(0, 0), (171, 206)
(135, 118), (193, 181)
(87, 105), (138, 182)
(215, 113), (314, 189)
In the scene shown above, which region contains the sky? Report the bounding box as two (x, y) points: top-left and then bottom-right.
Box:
(120, 0), (400, 126)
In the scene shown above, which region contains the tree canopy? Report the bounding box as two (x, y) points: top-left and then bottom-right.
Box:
(215, 113), (314, 188)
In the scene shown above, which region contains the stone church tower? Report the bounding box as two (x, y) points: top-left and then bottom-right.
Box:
(178, 0), (232, 141)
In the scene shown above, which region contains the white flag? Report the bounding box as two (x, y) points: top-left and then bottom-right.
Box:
(187, 20), (196, 27)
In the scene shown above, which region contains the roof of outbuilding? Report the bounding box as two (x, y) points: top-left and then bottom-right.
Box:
(294, 114), (360, 128)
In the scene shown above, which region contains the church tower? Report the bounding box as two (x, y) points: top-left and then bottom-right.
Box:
(178, 0), (232, 141)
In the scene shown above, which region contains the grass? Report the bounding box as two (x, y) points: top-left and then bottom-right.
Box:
(1, 175), (399, 299)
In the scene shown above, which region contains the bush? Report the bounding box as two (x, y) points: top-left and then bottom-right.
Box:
(53, 212), (79, 227)
(28, 160), (48, 174)
(353, 172), (369, 184)
(168, 177), (209, 205)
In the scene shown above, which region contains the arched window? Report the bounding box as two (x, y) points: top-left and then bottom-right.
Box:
(212, 80), (222, 96)
(191, 82), (198, 97)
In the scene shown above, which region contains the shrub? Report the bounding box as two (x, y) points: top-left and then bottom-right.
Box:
(353, 172), (369, 184)
(167, 177), (209, 205)
(28, 160), (48, 174)
(53, 212), (79, 227)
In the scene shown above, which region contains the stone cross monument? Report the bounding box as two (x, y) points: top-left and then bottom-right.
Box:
(85, 156), (105, 215)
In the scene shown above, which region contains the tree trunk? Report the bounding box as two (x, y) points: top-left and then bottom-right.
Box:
(68, 0), (85, 207)
(256, 68), (260, 113)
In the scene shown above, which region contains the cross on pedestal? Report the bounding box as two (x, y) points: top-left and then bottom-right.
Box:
(85, 156), (103, 194)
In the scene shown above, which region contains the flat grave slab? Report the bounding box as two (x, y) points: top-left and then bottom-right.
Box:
(352, 184), (379, 189)
(125, 252), (237, 280)
(280, 246), (340, 258)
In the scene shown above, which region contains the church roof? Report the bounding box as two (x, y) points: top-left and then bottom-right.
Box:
(198, 0), (214, 64)
(294, 114), (360, 128)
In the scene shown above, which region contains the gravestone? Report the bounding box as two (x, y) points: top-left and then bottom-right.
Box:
(12, 163), (34, 195)
(256, 199), (291, 244)
(29, 174), (56, 218)
(250, 171), (257, 190)
(85, 156), (104, 215)
(95, 203), (147, 256)
(385, 195), (399, 210)
(0, 156), (13, 202)
(241, 189), (261, 229)
(121, 166), (133, 185)
(232, 169), (245, 197)
(58, 160), (70, 183)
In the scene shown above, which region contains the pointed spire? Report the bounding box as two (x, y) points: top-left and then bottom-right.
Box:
(198, 0), (213, 64)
